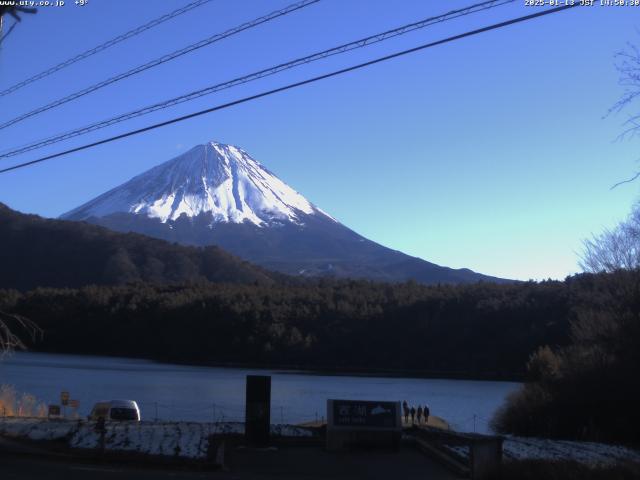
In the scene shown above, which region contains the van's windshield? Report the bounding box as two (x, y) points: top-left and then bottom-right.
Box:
(109, 407), (138, 420)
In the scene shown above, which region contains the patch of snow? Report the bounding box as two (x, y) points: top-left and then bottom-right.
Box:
(0, 418), (313, 459)
(0, 418), (75, 441)
(69, 424), (100, 449)
(431, 435), (640, 467)
(271, 424), (313, 437)
(442, 444), (470, 461)
(61, 142), (338, 228)
(503, 436), (640, 466)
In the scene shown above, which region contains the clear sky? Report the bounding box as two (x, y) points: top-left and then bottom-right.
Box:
(0, 0), (638, 281)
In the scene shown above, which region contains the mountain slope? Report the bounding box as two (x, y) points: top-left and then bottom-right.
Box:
(62, 141), (506, 284)
(0, 203), (278, 290)
(63, 143), (333, 226)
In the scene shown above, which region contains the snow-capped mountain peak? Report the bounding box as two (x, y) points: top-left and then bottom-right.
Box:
(60, 140), (505, 285)
(62, 142), (334, 226)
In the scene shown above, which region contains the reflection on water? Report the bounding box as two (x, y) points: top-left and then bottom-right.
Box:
(0, 352), (520, 433)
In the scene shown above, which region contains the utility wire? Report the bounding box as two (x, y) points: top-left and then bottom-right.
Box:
(0, 0), (215, 97)
(0, 0), (514, 159)
(0, 0), (320, 131)
(0, 4), (579, 175)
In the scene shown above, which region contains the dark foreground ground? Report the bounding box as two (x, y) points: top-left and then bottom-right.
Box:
(0, 446), (459, 480)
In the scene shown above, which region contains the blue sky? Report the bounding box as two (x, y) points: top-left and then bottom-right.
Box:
(0, 0), (638, 281)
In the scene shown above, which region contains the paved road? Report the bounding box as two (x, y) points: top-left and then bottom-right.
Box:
(0, 446), (460, 480)
(227, 445), (460, 479)
(0, 454), (215, 480)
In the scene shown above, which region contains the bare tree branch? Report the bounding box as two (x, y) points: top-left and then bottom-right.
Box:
(0, 310), (42, 356)
(580, 205), (640, 272)
(608, 42), (640, 118)
(607, 41), (640, 188)
(611, 170), (640, 190)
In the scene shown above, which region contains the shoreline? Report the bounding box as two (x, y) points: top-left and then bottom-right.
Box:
(19, 349), (524, 383)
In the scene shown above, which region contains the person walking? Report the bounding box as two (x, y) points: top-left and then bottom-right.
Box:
(424, 404), (430, 425)
(410, 406), (416, 425)
(416, 405), (423, 425)
(402, 401), (409, 425)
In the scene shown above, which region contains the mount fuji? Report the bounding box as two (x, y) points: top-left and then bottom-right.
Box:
(62, 142), (503, 284)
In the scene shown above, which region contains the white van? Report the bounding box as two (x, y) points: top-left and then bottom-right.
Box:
(89, 400), (141, 421)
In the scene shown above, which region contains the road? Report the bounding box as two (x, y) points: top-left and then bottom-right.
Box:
(0, 454), (215, 480)
(0, 446), (460, 480)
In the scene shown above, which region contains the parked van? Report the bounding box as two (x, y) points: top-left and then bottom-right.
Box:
(89, 400), (141, 421)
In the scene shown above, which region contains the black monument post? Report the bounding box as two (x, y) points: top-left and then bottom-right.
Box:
(245, 375), (271, 446)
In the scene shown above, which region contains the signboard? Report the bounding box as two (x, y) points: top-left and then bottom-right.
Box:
(60, 391), (70, 406)
(245, 375), (271, 446)
(327, 399), (401, 431)
(69, 399), (80, 408)
(326, 399), (402, 451)
(48, 405), (61, 417)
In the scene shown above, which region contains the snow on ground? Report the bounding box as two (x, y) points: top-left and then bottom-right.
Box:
(440, 436), (640, 467)
(441, 444), (469, 462)
(272, 424), (313, 437)
(0, 418), (312, 459)
(6, 418), (637, 467)
(203, 422), (312, 438)
(0, 418), (76, 441)
(503, 436), (640, 466)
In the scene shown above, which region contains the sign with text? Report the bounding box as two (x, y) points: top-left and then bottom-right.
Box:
(327, 399), (401, 431)
(60, 391), (70, 406)
(69, 399), (80, 408)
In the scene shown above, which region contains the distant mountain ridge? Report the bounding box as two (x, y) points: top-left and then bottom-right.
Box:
(62, 141), (507, 285)
(0, 203), (278, 291)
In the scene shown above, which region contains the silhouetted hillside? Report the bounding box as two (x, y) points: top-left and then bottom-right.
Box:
(1, 277), (576, 380)
(0, 203), (278, 290)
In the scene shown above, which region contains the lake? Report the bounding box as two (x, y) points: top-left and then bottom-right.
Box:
(0, 352), (520, 433)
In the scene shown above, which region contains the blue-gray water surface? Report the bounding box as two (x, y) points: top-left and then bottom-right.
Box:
(0, 352), (520, 433)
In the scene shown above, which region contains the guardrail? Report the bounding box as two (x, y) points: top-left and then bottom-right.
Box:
(409, 426), (503, 480)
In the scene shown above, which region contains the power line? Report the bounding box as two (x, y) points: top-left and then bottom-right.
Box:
(0, 4), (579, 176)
(0, 0), (320, 131)
(0, 0), (512, 157)
(0, 0), (215, 97)
(0, 0), (515, 159)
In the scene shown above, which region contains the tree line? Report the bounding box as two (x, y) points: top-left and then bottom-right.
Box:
(492, 268), (640, 443)
(0, 275), (588, 379)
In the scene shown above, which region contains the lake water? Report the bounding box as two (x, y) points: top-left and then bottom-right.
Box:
(0, 352), (520, 434)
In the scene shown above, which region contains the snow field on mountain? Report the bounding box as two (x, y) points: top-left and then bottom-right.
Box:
(62, 142), (331, 227)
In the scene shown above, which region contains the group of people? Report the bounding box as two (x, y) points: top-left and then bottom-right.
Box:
(402, 400), (429, 426)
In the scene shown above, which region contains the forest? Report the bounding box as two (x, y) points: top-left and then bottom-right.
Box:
(0, 201), (571, 379)
(2, 202), (639, 443)
(493, 268), (640, 443)
(4, 268), (634, 443)
(0, 273), (599, 379)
